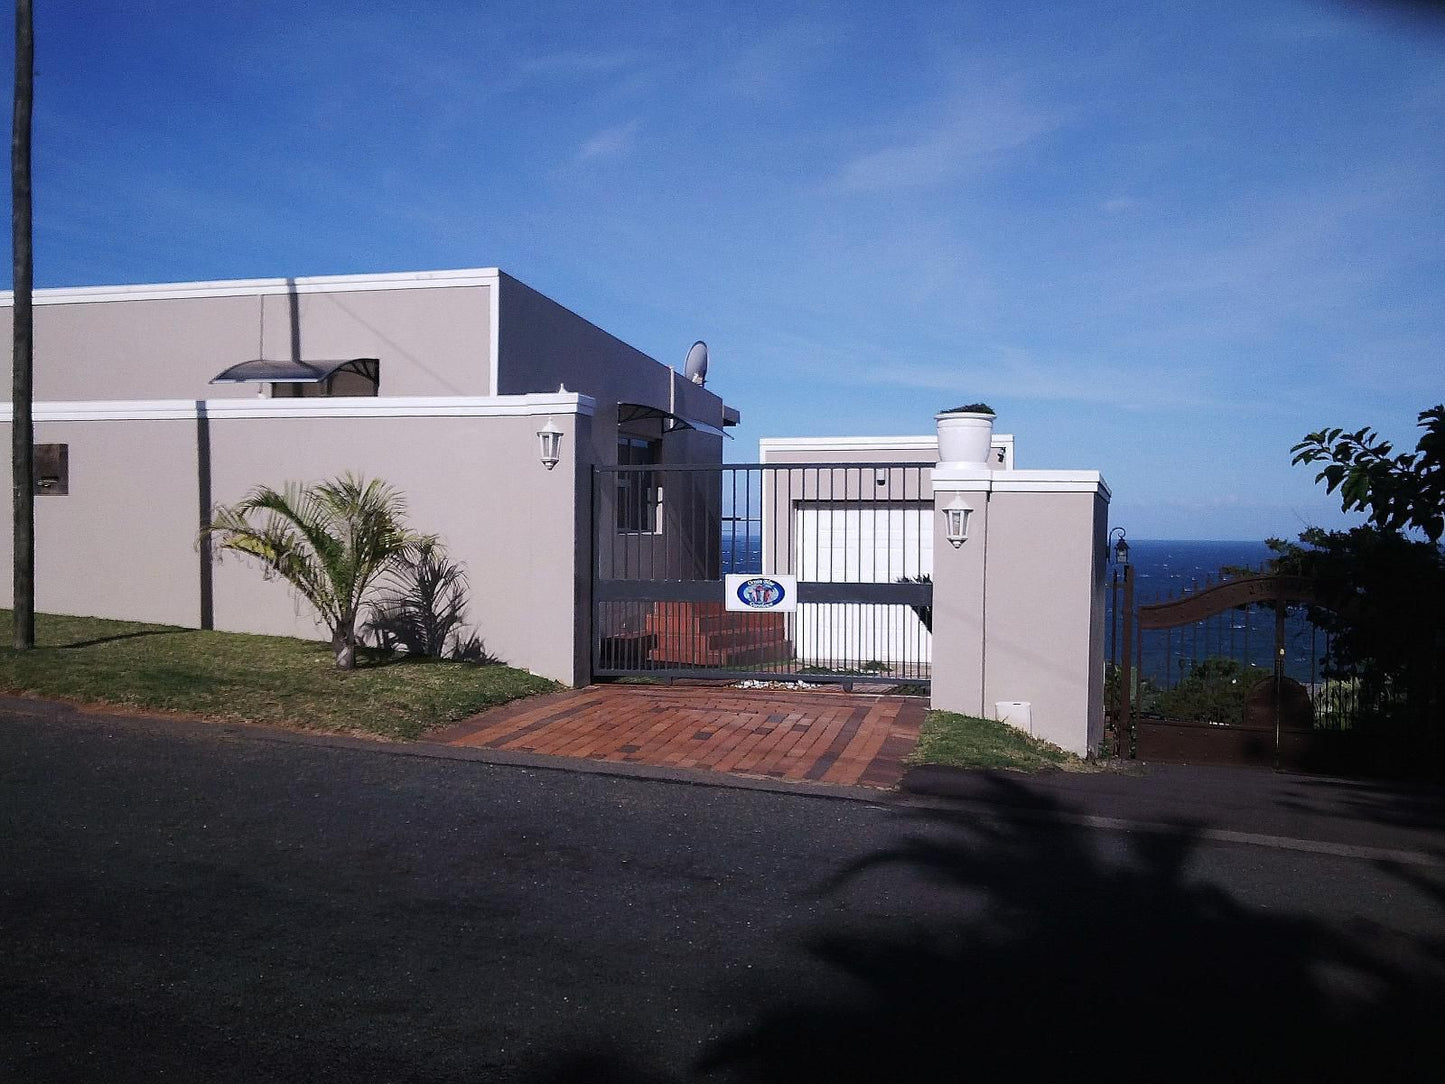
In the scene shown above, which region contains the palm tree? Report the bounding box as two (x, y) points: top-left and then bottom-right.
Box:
(205, 474), (424, 669)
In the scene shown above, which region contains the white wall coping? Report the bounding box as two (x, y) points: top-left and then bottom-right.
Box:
(760, 433), (1016, 468)
(933, 465), (1111, 499)
(761, 435), (939, 453)
(0, 268), (503, 307)
(0, 392), (595, 423)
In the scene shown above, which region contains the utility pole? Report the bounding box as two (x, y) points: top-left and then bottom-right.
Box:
(12, 0), (34, 648)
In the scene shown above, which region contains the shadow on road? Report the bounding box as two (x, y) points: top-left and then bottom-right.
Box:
(532, 774), (1445, 1082)
(1280, 775), (1445, 838)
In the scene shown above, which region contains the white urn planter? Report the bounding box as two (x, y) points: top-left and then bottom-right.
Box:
(935, 409), (996, 464)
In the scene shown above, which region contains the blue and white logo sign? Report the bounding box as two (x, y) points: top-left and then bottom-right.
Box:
(725, 573), (798, 613)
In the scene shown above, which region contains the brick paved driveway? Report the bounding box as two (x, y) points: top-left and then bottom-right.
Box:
(430, 684), (926, 789)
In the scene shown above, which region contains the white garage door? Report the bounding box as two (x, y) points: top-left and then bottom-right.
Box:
(792, 502), (933, 669)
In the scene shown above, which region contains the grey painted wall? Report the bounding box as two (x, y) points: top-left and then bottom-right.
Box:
(496, 272), (730, 471)
(930, 477), (1109, 756)
(0, 404), (593, 685)
(0, 268), (739, 687)
(1, 283), (494, 400)
(978, 489), (1107, 756)
(13, 417), (204, 627)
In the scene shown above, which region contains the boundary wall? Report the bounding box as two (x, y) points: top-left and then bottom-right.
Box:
(0, 394), (595, 685)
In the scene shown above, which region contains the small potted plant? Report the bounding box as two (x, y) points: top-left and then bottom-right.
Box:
(935, 403), (996, 464)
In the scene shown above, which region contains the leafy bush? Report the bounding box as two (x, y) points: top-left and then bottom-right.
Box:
(1265, 527), (1442, 736)
(1151, 657), (1270, 725)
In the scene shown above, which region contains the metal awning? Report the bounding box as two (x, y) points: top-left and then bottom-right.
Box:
(618, 402), (731, 439)
(210, 357), (379, 385)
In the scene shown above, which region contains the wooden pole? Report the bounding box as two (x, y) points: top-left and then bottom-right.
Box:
(11, 0), (34, 649)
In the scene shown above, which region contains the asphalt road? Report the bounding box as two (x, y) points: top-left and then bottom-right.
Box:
(3, 697), (1444, 1082)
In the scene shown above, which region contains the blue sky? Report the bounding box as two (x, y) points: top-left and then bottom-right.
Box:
(5, 0), (1442, 538)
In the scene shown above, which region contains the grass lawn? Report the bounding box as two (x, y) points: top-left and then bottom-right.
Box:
(0, 611), (560, 740)
(910, 709), (1099, 772)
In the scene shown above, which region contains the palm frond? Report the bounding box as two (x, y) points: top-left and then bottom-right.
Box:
(202, 474), (423, 667)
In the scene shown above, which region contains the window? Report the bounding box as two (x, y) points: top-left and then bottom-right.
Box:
(210, 358), (380, 397)
(271, 358), (380, 398)
(616, 436), (661, 532)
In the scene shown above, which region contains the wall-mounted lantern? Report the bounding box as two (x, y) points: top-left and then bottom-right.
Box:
(1109, 526), (1130, 566)
(941, 494), (973, 548)
(537, 419), (563, 470)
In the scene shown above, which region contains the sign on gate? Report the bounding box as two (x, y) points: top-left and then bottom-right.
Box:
(725, 573), (798, 612)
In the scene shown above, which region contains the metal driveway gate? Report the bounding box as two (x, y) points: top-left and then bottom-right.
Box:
(592, 462), (934, 689)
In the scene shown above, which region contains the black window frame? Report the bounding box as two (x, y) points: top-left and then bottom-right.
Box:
(616, 436), (661, 533)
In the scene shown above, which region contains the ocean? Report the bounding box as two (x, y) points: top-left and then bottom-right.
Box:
(1122, 539), (1274, 604)
(1107, 539), (1325, 687)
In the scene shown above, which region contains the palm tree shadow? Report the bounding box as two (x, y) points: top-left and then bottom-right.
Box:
(697, 774), (1445, 1082)
(513, 774), (1444, 1082)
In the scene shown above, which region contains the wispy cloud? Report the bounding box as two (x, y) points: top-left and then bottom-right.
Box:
(575, 120), (641, 161)
(726, 17), (843, 101)
(825, 90), (1056, 194)
(516, 50), (638, 79)
(761, 326), (1222, 412)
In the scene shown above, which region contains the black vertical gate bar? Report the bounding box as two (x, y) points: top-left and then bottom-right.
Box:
(1163, 627), (1171, 690)
(1132, 580), (1143, 759)
(1190, 602), (1197, 675)
(1273, 600), (1286, 771)
(833, 466), (842, 670)
(1118, 562), (1134, 757)
(1311, 622), (1319, 725)
(810, 465), (818, 668)
(1244, 603), (1252, 670)
(1109, 568), (1119, 674)
(590, 463), (600, 677)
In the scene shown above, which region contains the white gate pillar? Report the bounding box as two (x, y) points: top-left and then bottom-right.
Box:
(930, 464), (1112, 757)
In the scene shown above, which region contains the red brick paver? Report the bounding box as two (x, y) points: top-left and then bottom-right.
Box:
(430, 684), (926, 789)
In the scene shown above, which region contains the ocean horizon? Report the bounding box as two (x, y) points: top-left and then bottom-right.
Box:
(718, 533), (1318, 685)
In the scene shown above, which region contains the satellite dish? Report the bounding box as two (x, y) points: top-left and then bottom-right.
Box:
(684, 340), (709, 386)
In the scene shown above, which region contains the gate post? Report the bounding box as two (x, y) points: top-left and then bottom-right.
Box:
(930, 469), (992, 718)
(930, 462), (1112, 758)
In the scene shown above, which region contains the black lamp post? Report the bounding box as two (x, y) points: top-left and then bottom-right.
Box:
(1109, 527), (1134, 758)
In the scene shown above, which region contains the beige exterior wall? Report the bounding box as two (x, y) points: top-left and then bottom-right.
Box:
(0, 268), (740, 687)
(978, 488), (1108, 756)
(0, 417), (204, 627)
(930, 468), (1110, 756)
(493, 274), (734, 591)
(496, 272), (730, 467)
(0, 273), (496, 401)
(0, 397), (595, 685)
